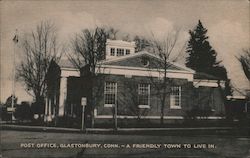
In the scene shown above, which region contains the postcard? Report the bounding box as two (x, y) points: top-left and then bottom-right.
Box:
(1, 0), (249, 157)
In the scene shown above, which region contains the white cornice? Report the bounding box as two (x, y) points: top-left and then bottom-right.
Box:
(193, 79), (225, 88)
(99, 64), (194, 74)
(61, 68), (80, 77)
(226, 96), (246, 100)
(96, 65), (194, 81)
(61, 67), (78, 71)
(106, 39), (136, 47)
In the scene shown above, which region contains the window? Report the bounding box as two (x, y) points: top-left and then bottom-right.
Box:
(126, 49), (130, 55)
(138, 83), (150, 108)
(104, 82), (117, 107)
(141, 57), (149, 67)
(117, 48), (124, 56)
(210, 88), (215, 112)
(110, 48), (115, 56)
(170, 86), (181, 109)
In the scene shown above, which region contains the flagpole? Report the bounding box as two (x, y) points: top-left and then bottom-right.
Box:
(11, 29), (18, 122)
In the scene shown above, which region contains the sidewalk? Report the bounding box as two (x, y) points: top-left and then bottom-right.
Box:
(1, 124), (244, 136)
(1, 124), (82, 133)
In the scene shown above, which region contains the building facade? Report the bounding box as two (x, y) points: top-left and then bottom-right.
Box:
(45, 39), (226, 127)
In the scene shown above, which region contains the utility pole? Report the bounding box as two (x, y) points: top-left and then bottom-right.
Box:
(81, 97), (87, 131)
(11, 29), (18, 122)
(114, 85), (118, 130)
(115, 103), (117, 130)
(114, 100), (118, 131)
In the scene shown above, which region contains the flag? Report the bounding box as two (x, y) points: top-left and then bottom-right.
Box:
(13, 34), (18, 43)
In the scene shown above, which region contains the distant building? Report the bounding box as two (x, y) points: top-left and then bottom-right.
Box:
(226, 95), (249, 120)
(45, 39), (226, 126)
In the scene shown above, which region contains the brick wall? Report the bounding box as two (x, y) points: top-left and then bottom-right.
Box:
(63, 73), (225, 126)
(93, 74), (193, 117)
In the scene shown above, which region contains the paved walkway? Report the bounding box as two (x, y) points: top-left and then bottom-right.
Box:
(1, 124), (235, 133)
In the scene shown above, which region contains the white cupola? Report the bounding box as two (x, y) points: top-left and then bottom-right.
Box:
(106, 39), (136, 59)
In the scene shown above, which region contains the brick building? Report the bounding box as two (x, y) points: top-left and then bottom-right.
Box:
(45, 39), (226, 127)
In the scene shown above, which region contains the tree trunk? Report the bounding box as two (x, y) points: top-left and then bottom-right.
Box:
(35, 95), (45, 123)
(160, 64), (167, 126)
(160, 98), (165, 125)
(89, 74), (95, 128)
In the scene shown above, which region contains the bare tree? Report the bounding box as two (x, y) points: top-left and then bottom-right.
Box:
(68, 27), (119, 70)
(148, 30), (186, 125)
(69, 27), (119, 127)
(238, 48), (250, 80)
(121, 80), (149, 119)
(134, 35), (150, 52)
(107, 27), (119, 40)
(17, 21), (61, 117)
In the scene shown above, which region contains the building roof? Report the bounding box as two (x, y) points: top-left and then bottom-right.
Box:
(57, 53), (226, 83)
(100, 51), (195, 73)
(194, 72), (222, 80)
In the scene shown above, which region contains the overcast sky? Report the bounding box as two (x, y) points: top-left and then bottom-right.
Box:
(0, 0), (249, 103)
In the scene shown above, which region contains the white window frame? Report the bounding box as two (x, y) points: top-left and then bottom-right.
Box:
(138, 83), (150, 108)
(104, 82), (117, 107)
(110, 48), (115, 56)
(116, 48), (124, 56)
(125, 49), (130, 55)
(170, 86), (181, 109)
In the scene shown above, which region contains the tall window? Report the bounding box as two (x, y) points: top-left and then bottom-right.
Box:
(210, 88), (215, 111)
(138, 83), (150, 108)
(110, 48), (115, 56)
(170, 86), (181, 109)
(126, 49), (130, 55)
(117, 48), (124, 56)
(104, 82), (117, 107)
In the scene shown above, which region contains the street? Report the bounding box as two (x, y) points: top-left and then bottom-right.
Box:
(1, 130), (250, 158)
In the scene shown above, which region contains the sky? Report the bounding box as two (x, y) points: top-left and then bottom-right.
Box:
(0, 0), (249, 103)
